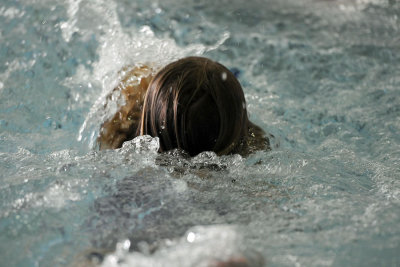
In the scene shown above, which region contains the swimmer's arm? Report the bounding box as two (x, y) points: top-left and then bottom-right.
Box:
(97, 66), (155, 150)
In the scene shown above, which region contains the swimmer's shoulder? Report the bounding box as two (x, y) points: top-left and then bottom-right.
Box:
(117, 65), (156, 98)
(245, 121), (272, 155)
(97, 64), (157, 150)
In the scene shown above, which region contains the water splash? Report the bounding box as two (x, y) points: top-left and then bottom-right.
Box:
(65, 0), (230, 148)
(101, 225), (264, 267)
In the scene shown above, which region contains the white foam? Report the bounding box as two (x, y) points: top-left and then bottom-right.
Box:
(102, 225), (242, 267)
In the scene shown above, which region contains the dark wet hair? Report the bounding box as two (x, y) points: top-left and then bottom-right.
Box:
(139, 57), (251, 156)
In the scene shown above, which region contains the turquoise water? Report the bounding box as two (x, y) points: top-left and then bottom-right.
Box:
(1, 0), (400, 266)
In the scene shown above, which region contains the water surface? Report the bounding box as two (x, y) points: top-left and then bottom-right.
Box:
(0, 0), (399, 266)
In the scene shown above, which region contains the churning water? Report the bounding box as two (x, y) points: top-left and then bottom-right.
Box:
(0, 0), (399, 266)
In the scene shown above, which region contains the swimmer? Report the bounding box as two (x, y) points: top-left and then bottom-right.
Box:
(97, 57), (270, 156)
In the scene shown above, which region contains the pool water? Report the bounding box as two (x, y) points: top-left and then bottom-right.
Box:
(1, 0), (400, 266)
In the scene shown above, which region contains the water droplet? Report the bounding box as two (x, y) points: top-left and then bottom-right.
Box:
(187, 232), (196, 243)
(121, 239), (131, 251)
(221, 72), (227, 81)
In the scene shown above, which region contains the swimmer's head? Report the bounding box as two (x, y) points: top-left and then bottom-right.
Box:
(139, 57), (250, 156)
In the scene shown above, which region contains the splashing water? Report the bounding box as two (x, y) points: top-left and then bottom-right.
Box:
(0, 0), (400, 266)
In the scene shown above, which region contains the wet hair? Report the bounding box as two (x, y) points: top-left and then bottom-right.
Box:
(138, 57), (253, 156)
